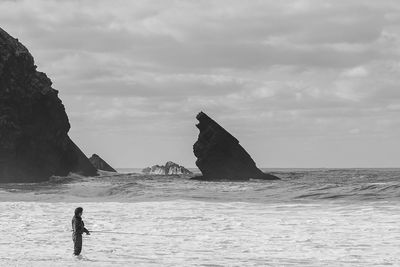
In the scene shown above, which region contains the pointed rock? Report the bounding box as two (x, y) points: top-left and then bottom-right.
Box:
(89, 154), (117, 172)
(0, 27), (97, 182)
(193, 112), (279, 181)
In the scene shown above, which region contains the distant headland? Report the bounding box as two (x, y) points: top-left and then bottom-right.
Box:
(0, 27), (97, 182)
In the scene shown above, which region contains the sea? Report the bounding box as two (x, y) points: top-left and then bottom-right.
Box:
(0, 168), (399, 266)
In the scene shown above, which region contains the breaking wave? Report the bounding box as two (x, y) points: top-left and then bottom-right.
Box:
(0, 169), (399, 203)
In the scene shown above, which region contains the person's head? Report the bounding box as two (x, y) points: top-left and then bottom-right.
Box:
(75, 207), (83, 217)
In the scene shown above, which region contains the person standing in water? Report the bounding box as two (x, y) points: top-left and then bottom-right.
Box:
(72, 207), (90, 256)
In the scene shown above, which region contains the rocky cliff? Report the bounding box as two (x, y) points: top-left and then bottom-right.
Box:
(89, 154), (117, 172)
(193, 112), (279, 181)
(0, 27), (97, 182)
(142, 161), (192, 175)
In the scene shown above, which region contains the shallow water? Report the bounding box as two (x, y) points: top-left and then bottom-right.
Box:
(0, 169), (399, 266)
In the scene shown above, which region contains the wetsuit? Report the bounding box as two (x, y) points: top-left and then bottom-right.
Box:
(72, 215), (89, 255)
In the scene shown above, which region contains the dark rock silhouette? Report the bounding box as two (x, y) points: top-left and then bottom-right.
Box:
(0, 27), (97, 182)
(89, 154), (117, 172)
(142, 161), (192, 175)
(193, 112), (279, 181)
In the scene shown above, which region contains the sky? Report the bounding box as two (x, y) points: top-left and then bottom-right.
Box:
(1, 0), (400, 168)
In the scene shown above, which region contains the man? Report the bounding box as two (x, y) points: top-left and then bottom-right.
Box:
(72, 207), (90, 256)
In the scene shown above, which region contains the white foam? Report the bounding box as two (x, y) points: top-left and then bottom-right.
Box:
(0, 201), (399, 266)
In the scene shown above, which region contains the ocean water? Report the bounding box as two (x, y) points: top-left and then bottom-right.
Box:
(0, 168), (399, 266)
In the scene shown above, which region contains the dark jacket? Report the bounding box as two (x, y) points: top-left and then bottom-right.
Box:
(72, 215), (89, 235)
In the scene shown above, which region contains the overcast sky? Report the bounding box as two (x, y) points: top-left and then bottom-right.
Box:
(1, 0), (400, 168)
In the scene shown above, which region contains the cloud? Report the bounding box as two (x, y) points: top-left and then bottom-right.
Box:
(342, 66), (369, 77)
(349, 128), (361, 134)
(1, 0), (400, 167)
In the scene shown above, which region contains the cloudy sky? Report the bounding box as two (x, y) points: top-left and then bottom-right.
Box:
(1, 0), (400, 168)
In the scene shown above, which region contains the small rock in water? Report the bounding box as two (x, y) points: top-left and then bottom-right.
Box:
(89, 154), (117, 172)
(142, 161), (192, 175)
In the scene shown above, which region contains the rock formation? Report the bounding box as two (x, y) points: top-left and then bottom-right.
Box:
(89, 154), (117, 172)
(0, 27), (97, 182)
(142, 161), (193, 175)
(193, 112), (279, 181)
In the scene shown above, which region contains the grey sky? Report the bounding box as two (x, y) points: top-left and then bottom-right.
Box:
(1, 0), (400, 168)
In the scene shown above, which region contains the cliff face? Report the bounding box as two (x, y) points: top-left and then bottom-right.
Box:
(142, 161), (192, 175)
(193, 112), (279, 181)
(89, 154), (117, 172)
(0, 27), (97, 182)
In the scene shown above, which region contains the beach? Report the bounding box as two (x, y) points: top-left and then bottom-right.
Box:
(0, 169), (399, 266)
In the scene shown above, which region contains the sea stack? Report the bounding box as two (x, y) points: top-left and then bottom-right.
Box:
(0, 27), (97, 182)
(193, 112), (279, 181)
(142, 161), (192, 175)
(89, 154), (117, 172)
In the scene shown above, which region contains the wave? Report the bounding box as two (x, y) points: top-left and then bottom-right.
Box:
(0, 169), (399, 203)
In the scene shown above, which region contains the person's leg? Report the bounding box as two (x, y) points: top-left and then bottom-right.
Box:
(74, 234), (82, 255)
(73, 234), (77, 255)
